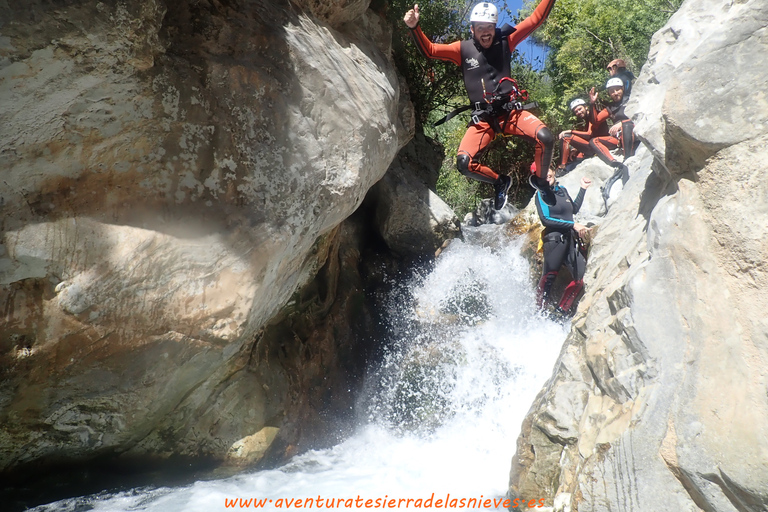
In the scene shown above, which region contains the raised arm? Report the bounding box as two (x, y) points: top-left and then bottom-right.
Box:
(408, 26), (463, 65)
(404, 4), (462, 65)
(508, 0), (556, 48)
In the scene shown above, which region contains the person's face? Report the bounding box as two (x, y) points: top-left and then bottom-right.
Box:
(607, 86), (624, 102)
(471, 22), (496, 49)
(607, 64), (618, 76)
(572, 105), (587, 119)
(546, 169), (556, 186)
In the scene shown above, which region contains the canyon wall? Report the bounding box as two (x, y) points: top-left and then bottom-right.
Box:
(509, 0), (768, 510)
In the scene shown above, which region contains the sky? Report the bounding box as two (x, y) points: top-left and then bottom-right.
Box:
(498, 0), (548, 69)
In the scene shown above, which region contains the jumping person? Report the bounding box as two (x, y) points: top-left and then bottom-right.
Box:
(588, 77), (636, 209)
(403, 1), (557, 210)
(534, 167), (592, 316)
(556, 94), (609, 175)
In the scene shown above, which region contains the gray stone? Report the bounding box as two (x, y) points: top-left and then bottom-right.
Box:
(0, 0), (410, 471)
(367, 136), (461, 257)
(510, 0), (768, 510)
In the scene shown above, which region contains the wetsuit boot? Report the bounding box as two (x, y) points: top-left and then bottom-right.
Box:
(555, 279), (584, 316)
(493, 174), (512, 210)
(601, 162), (629, 211)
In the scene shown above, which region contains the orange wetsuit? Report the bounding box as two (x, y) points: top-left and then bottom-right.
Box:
(589, 95), (636, 165)
(409, 0), (556, 182)
(559, 106), (609, 167)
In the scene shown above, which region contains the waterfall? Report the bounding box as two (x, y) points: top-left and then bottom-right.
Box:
(33, 224), (568, 511)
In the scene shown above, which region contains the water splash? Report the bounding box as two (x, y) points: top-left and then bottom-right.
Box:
(33, 225), (568, 511)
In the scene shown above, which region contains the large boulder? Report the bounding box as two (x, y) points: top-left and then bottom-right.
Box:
(509, 0), (768, 510)
(0, 0), (411, 473)
(367, 135), (461, 257)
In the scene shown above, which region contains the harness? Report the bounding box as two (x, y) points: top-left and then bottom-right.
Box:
(434, 76), (538, 129)
(542, 230), (588, 259)
(434, 24), (539, 130)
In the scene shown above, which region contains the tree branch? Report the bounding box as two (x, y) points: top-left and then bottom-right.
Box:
(585, 28), (614, 51)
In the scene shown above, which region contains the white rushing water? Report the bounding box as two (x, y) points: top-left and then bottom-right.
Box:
(35, 225), (568, 512)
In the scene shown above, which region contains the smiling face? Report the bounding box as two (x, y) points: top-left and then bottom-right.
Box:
(607, 85), (624, 102)
(471, 22), (496, 49)
(572, 105), (588, 119)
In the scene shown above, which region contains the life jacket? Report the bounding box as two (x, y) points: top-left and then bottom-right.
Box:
(459, 26), (514, 106)
(434, 25), (536, 127)
(606, 94), (631, 122)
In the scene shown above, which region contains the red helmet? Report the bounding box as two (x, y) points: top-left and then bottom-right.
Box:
(607, 59), (626, 70)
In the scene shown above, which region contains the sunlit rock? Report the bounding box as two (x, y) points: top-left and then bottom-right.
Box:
(510, 0), (768, 510)
(0, 0), (410, 473)
(367, 136), (461, 257)
(225, 427), (280, 467)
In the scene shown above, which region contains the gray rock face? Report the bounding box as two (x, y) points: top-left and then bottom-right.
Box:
(0, 0), (412, 471)
(368, 135), (461, 257)
(510, 0), (768, 511)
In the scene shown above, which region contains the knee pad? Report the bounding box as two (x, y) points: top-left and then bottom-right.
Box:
(456, 153), (472, 177)
(537, 126), (554, 148)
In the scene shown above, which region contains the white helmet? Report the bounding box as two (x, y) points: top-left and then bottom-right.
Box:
(470, 2), (498, 24)
(606, 77), (624, 89)
(569, 98), (587, 111)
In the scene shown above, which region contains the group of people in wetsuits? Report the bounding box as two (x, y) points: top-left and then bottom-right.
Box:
(558, 60), (637, 207)
(403, 1), (637, 317)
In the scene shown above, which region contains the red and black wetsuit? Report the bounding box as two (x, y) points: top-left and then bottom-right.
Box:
(559, 106), (609, 167)
(589, 94), (636, 166)
(409, 0), (556, 182)
(534, 184), (587, 313)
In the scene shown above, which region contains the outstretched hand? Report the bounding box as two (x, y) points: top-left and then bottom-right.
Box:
(580, 177), (592, 189)
(404, 4), (420, 28)
(589, 86), (598, 105)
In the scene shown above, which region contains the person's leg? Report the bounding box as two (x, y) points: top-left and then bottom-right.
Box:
(589, 135), (619, 167)
(568, 135), (594, 159)
(457, 122), (499, 184)
(504, 110), (554, 180)
(536, 233), (568, 309)
(620, 119), (636, 161)
(557, 240), (587, 314)
(558, 136), (571, 168)
(457, 121), (512, 209)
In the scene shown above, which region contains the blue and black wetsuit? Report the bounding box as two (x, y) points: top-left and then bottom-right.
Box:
(535, 184), (588, 314)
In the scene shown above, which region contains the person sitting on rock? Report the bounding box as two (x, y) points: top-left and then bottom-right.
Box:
(606, 58), (635, 97)
(534, 166), (592, 316)
(403, 0), (557, 210)
(556, 94), (609, 176)
(588, 78), (637, 209)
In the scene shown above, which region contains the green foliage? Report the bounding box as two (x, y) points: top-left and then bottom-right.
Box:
(383, 0), (680, 214)
(523, 0), (682, 125)
(382, 0), (471, 127)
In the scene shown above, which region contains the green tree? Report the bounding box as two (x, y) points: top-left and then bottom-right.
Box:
(524, 0), (681, 124)
(383, 0), (681, 215)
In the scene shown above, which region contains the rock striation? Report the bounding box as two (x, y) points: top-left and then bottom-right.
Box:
(509, 0), (768, 510)
(0, 0), (432, 476)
